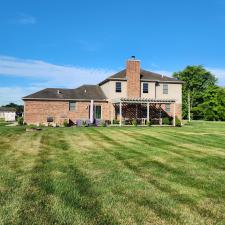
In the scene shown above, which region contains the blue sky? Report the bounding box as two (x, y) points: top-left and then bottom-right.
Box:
(1, 0), (225, 104)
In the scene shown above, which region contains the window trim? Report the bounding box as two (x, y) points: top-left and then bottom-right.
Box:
(115, 82), (122, 93)
(163, 84), (168, 94)
(69, 101), (76, 111)
(143, 83), (149, 93)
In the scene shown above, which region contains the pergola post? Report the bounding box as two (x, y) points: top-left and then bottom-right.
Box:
(159, 104), (162, 126)
(147, 102), (150, 122)
(119, 101), (122, 126)
(173, 103), (176, 127)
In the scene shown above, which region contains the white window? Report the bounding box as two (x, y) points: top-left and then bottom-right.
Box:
(165, 104), (170, 113)
(163, 84), (168, 94)
(143, 83), (148, 93)
(69, 101), (76, 111)
(116, 82), (122, 92)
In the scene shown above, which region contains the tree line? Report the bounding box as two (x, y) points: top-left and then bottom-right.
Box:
(173, 65), (225, 121)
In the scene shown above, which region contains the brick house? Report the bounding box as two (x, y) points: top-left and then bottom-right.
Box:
(23, 57), (183, 126)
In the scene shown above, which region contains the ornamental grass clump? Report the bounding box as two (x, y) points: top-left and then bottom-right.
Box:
(63, 119), (69, 127)
(175, 117), (182, 127)
(17, 117), (24, 126)
(132, 119), (137, 127)
(82, 120), (87, 127)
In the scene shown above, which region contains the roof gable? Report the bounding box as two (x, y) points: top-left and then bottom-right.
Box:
(99, 69), (183, 85)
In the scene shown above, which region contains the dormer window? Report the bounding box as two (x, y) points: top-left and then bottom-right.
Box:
(143, 83), (148, 93)
(116, 82), (121, 92)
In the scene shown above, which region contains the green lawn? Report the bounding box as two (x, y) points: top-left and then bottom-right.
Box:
(0, 122), (225, 225)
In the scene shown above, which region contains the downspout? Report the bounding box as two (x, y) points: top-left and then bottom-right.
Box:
(155, 81), (159, 99)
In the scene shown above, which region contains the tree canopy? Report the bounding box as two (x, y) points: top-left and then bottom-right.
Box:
(173, 65), (218, 119)
(192, 86), (225, 121)
(173, 65), (225, 120)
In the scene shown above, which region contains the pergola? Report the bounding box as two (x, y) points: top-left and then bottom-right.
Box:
(111, 97), (176, 126)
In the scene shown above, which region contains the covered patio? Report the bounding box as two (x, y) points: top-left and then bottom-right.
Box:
(111, 98), (176, 126)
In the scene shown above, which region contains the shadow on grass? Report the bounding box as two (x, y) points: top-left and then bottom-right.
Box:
(88, 129), (223, 223)
(121, 130), (225, 171)
(57, 163), (118, 225)
(18, 134), (59, 225)
(19, 130), (118, 225)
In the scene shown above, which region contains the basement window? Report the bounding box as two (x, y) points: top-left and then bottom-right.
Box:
(47, 116), (54, 122)
(143, 83), (148, 93)
(116, 82), (122, 92)
(69, 101), (76, 111)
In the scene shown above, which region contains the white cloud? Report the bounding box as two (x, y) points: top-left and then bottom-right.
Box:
(0, 55), (115, 105)
(0, 55), (115, 88)
(153, 70), (173, 77)
(14, 13), (36, 25)
(0, 87), (36, 105)
(206, 68), (225, 86)
(1, 55), (225, 105)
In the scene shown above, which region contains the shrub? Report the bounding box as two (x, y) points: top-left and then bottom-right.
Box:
(99, 120), (106, 127)
(17, 117), (24, 126)
(113, 119), (119, 124)
(63, 119), (69, 127)
(132, 119), (137, 126)
(147, 120), (152, 127)
(175, 117), (182, 127)
(162, 117), (170, 125)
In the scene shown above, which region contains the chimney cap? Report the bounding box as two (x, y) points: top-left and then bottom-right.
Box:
(128, 55), (140, 61)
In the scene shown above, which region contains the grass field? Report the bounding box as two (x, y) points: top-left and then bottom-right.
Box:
(0, 121), (225, 225)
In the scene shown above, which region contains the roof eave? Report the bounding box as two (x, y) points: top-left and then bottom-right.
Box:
(99, 78), (127, 86)
(22, 97), (108, 102)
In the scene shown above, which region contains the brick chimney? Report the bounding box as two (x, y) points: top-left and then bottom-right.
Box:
(126, 56), (141, 98)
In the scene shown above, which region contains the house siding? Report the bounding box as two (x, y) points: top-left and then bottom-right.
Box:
(140, 81), (156, 98)
(155, 83), (182, 104)
(100, 80), (127, 99)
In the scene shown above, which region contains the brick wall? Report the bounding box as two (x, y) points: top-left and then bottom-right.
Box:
(160, 103), (182, 120)
(24, 100), (110, 125)
(126, 59), (141, 98)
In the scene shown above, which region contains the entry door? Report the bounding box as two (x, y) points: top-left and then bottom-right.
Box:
(94, 105), (102, 119)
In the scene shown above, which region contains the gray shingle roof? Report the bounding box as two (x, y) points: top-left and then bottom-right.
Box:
(0, 107), (16, 112)
(99, 69), (183, 85)
(23, 85), (107, 100)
